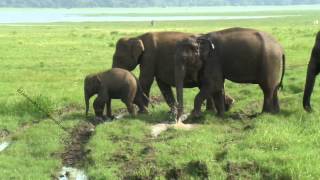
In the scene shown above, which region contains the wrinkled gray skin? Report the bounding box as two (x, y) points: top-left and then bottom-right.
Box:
(303, 31), (320, 112)
(84, 68), (148, 120)
(112, 32), (234, 115)
(175, 27), (285, 118)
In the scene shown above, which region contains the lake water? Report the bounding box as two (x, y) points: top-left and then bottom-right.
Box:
(0, 6), (318, 24)
(0, 12), (295, 24)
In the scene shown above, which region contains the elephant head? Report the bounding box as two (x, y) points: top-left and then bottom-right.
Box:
(174, 37), (203, 117)
(84, 74), (101, 116)
(303, 31), (320, 112)
(112, 37), (145, 71)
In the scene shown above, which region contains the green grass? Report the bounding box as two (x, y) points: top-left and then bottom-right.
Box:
(1, 7), (320, 179)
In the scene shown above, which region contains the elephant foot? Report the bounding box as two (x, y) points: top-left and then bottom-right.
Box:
(106, 115), (115, 120)
(168, 107), (178, 122)
(94, 116), (105, 123)
(191, 110), (202, 118)
(304, 105), (312, 113)
(138, 108), (149, 114)
(262, 109), (279, 114)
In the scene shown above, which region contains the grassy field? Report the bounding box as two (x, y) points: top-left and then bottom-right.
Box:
(1, 7), (320, 179)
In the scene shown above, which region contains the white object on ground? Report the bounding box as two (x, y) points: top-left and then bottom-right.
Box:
(0, 141), (10, 152)
(151, 113), (197, 137)
(151, 123), (171, 137)
(177, 113), (190, 123)
(58, 167), (88, 180)
(115, 113), (127, 119)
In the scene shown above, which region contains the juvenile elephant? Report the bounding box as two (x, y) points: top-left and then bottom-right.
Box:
(303, 31), (320, 112)
(84, 68), (148, 120)
(175, 27), (285, 118)
(112, 32), (234, 114)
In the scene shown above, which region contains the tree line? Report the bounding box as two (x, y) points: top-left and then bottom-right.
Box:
(0, 0), (319, 8)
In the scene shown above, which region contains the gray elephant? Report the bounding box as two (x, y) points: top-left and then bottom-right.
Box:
(112, 32), (234, 115)
(175, 27), (285, 118)
(84, 68), (148, 120)
(303, 31), (320, 112)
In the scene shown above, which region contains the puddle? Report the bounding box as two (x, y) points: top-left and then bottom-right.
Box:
(150, 113), (198, 137)
(58, 167), (88, 180)
(0, 141), (10, 152)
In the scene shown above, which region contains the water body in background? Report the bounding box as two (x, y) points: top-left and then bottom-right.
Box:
(0, 6), (313, 24)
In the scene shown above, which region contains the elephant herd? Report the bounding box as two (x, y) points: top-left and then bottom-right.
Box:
(84, 27), (320, 121)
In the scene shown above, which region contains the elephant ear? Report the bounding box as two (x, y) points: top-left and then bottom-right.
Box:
(198, 38), (215, 59)
(130, 38), (145, 63)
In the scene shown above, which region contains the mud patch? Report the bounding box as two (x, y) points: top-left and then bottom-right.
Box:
(114, 141), (158, 179)
(228, 111), (259, 120)
(0, 129), (10, 139)
(225, 161), (292, 180)
(55, 122), (95, 179)
(61, 122), (95, 167)
(165, 160), (209, 179)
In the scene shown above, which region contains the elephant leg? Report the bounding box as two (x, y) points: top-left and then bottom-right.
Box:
(192, 89), (210, 117)
(213, 90), (226, 117)
(106, 98), (115, 119)
(122, 88), (137, 117)
(139, 71), (154, 106)
(93, 95), (106, 119)
(303, 59), (319, 112)
(126, 102), (136, 117)
(136, 102), (148, 114)
(261, 85), (275, 113)
(156, 78), (176, 112)
(272, 89), (280, 113)
(205, 96), (215, 111)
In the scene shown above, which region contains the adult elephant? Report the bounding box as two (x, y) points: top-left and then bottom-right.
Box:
(175, 27), (285, 118)
(112, 32), (234, 115)
(303, 31), (320, 112)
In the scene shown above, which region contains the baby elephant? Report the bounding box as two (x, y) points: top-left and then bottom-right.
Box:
(84, 68), (148, 120)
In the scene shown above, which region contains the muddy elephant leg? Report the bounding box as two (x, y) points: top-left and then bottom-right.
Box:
(303, 59), (319, 112)
(93, 96), (106, 120)
(213, 90), (226, 117)
(156, 78), (176, 112)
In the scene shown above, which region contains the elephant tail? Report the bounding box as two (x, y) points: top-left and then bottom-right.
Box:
(278, 54), (286, 90)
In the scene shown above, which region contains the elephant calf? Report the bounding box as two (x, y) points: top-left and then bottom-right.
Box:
(303, 31), (320, 112)
(84, 68), (148, 120)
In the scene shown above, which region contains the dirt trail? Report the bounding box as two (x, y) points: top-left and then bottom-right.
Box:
(61, 122), (95, 167)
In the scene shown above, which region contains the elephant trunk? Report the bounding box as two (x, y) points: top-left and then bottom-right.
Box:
(303, 57), (318, 112)
(175, 65), (186, 119)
